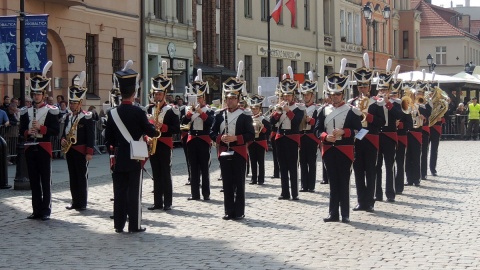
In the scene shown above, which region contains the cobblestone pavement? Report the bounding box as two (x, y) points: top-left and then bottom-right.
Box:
(0, 141), (479, 269)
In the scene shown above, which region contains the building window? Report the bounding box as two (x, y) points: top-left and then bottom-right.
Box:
(196, 31), (203, 62)
(112, 38), (123, 73)
(277, 59), (283, 78)
(304, 62), (310, 74)
(216, 0), (220, 8)
(261, 0), (268, 21)
(436, 46), (447, 65)
(402, 31), (408, 58)
(216, 34), (220, 64)
(393, 30), (398, 58)
(340, 10), (345, 42)
(245, 55), (252, 93)
(324, 0), (331, 35)
(245, 0), (252, 18)
(86, 34), (97, 94)
(354, 13), (361, 45)
(291, 61), (297, 74)
(261, 57), (267, 77)
(347, 12), (353, 43)
(197, 0), (202, 4)
(154, 0), (164, 20)
(304, 0), (310, 30)
(177, 0), (185, 24)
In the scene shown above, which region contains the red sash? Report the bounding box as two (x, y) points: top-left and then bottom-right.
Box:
(187, 134), (212, 145)
(270, 131), (277, 140)
(422, 126), (430, 134)
(410, 131), (423, 144)
(253, 140), (268, 151)
(397, 135), (407, 148)
(322, 144), (354, 162)
(303, 133), (320, 145)
(431, 125), (442, 135)
(25, 142), (52, 158)
(158, 137), (174, 149)
(72, 145), (86, 155)
(217, 144), (248, 161)
(365, 134), (379, 150)
(181, 131), (188, 140)
(382, 132), (398, 143)
(275, 133), (301, 146)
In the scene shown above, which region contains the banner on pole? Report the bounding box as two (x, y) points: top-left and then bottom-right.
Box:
(0, 16), (17, 73)
(23, 15), (49, 73)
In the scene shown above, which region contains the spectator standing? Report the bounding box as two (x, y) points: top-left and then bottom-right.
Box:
(466, 97), (480, 140)
(455, 103), (467, 139)
(55, 95), (65, 107)
(1, 96), (10, 111)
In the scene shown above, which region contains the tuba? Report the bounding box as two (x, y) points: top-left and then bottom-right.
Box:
(428, 86), (449, 127)
(252, 116), (264, 138)
(149, 101), (163, 155)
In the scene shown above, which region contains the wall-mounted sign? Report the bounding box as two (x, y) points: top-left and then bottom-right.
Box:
(257, 46), (301, 60)
(172, 59), (186, 70)
(148, 43), (159, 53)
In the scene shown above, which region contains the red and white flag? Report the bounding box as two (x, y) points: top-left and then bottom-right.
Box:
(270, 0), (283, 24)
(285, 0), (296, 27)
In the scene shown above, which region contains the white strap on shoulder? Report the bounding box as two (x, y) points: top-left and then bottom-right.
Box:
(110, 108), (134, 142)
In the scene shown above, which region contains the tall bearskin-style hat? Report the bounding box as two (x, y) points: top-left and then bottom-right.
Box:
(416, 69), (429, 94)
(151, 61), (172, 96)
(69, 71), (87, 103)
(30, 61), (53, 95)
(299, 71), (318, 96)
(391, 65), (402, 94)
(222, 60), (247, 98)
(113, 60), (140, 97)
(402, 71), (417, 92)
(279, 66), (299, 95)
(247, 87), (265, 108)
(186, 68), (209, 99)
(376, 59), (394, 90)
(325, 58), (350, 95)
(427, 71), (439, 89)
(353, 53), (374, 87)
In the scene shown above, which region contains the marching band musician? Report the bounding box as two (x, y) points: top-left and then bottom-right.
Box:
(315, 58), (362, 223)
(247, 91), (271, 185)
(404, 75), (422, 187)
(415, 73), (433, 181)
(350, 53), (386, 212)
(298, 71), (320, 193)
(392, 79), (413, 195)
(146, 62), (180, 211)
(375, 63), (404, 203)
(62, 71), (95, 211)
(20, 61), (59, 221)
(181, 69), (214, 201)
(319, 90), (332, 185)
(210, 61), (254, 220)
(269, 91), (282, 179)
(270, 67), (304, 201)
(428, 80), (446, 177)
(105, 61), (159, 233)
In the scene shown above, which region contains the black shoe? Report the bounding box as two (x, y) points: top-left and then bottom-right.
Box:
(110, 215), (114, 219)
(203, 197), (210, 201)
(147, 205), (163, 210)
(323, 215), (340, 222)
(414, 183), (420, 187)
(65, 205), (77, 210)
(27, 213), (40, 219)
(320, 180), (328, 184)
(218, 177), (223, 181)
(308, 189), (315, 193)
(185, 181), (191, 185)
(163, 206), (172, 211)
(0, 185), (12, 189)
(115, 229), (124, 233)
(404, 182), (413, 186)
(278, 196), (289, 200)
(220, 189), (224, 192)
(76, 206), (87, 211)
(342, 217), (350, 223)
(396, 191), (403, 195)
(421, 176), (427, 180)
(187, 197), (200, 201)
(129, 227), (146, 233)
(299, 189), (308, 192)
(292, 197), (299, 201)
(222, 215), (232, 220)
(41, 215), (50, 221)
(233, 215), (245, 220)
(249, 182), (257, 185)
(366, 206), (375, 212)
(353, 205), (365, 211)
(375, 197), (383, 202)
(258, 182), (264, 185)
(431, 172), (437, 176)
(387, 198), (395, 202)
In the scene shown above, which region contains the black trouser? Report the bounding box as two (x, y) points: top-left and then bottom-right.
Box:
(181, 135), (191, 181)
(466, 119), (479, 139)
(25, 146), (52, 216)
(421, 130), (430, 178)
(150, 142), (173, 207)
(354, 138), (378, 208)
(66, 149), (89, 208)
(375, 134), (397, 200)
(277, 136), (299, 199)
(324, 147), (352, 219)
(322, 158), (328, 183)
(395, 137), (407, 194)
(113, 168), (143, 232)
(405, 131), (421, 185)
(187, 138), (210, 199)
(300, 135), (318, 191)
(429, 129), (440, 174)
(271, 135), (280, 177)
(220, 152), (246, 217)
(248, 142), (265, 184)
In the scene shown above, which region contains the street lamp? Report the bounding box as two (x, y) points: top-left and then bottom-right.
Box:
(362, 2), (390, 69)
(426, 54), (436, 72)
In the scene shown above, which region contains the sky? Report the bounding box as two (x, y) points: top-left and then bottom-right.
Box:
(431, 0), (480, 7)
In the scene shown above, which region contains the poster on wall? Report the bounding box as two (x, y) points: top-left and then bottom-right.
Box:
(0, 16), (17, 73)
(23, 15), (49, 73)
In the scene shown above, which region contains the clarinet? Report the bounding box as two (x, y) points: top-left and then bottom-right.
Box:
(32, 106), (37, 143)
(224, 110), (230, 151)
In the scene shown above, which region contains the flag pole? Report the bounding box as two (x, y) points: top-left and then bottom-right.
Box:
(267, 0), (271, 77)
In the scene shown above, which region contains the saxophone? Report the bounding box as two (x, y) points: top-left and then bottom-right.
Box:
(62, 114), (80, 154)
(149, 102), (163, 155)
(358, 96), (370, 127)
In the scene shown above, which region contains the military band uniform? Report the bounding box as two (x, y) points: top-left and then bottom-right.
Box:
(299, 104), (320, 192)
(182, 105), (214, 200)
(105, 100), (159, 232)
(420, 103), (432, 180)
(63, 110), (95, 209)
(248, 114), (271, 184)
(147, 103), (180, 210)
(270, 119), (280, 178)
(210, 108), (254, 219)
(179, 105), (192, 184)
(405, 121), (422, 186)
(375, 98), (403, 201)
(270, 103), (304, 200)
(20, 103), (59, 219)
(394, 100), (413, 194)
(315, 102), (362, 221)
(429, 118), (444, 176)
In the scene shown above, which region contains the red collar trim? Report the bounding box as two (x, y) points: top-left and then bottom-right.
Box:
(35, 102), (46, 109)
(121, 101), (133, 105)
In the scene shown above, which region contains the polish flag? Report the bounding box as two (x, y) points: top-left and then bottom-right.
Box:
(285, 0), (296, 27)
(270, 0), (283, 24)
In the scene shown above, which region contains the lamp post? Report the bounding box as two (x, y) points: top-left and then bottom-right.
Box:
(426, 54), (436, 72)
(362, 2), (390, 69)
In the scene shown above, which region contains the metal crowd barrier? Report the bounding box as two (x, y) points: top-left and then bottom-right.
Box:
(442, 114), (468, 139)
